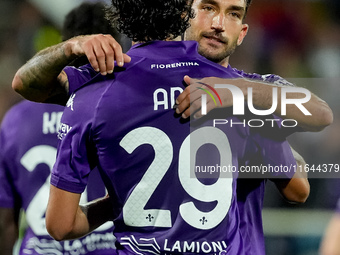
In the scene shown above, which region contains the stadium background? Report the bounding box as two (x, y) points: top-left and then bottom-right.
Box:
(0, 0), (339, 254)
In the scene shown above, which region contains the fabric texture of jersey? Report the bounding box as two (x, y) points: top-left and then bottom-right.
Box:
(65, 41), (297, 255)
(0, 100), (116, 255)
(232, 67), (296, 255)
(56, 41), (296, 255)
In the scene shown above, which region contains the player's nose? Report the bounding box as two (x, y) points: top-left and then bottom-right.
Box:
(211, 13), (225, 32)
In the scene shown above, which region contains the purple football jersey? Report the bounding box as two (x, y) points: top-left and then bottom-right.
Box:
(234, 72), (296, 255)
(65, 42), (296, 255)
(53, 41), (296, 255)
(0, 100), (116, 255)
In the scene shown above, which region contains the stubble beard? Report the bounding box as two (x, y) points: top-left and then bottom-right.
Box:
(198, 38), (238, 64)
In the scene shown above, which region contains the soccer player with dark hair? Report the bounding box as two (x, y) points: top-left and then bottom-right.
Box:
(11, 0), (332, 254)
(10, 0), (300, 254)
(12, 0), (332, 133)
(0, 2), (125, 254)
(62, 1), (131, 67)
(178, 1), (313, 254)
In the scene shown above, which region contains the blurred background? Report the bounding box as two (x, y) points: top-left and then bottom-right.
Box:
(0, 0), (339, 254)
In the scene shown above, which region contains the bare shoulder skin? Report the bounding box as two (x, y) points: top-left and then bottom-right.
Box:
(176, 76), (333, 132)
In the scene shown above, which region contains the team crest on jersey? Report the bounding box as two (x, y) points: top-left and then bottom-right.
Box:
(66, 94), (76, 111)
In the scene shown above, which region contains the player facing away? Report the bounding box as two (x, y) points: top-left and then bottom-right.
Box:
(41, 0), (297, 254)
(0, 101), (116, 255)
(0, 2), (131, 254)
(10, 1), (321, 255)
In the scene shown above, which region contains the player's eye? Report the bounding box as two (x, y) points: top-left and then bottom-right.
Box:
(202, 5), (214, 12)
(229, 11), (241, 19)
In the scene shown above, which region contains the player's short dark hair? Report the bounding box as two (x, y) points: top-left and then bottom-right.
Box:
(244, 0), (253, 19)
(62, 2), (132, 67)
(106, 0), (194, 42)
(62, 2), (120, 41)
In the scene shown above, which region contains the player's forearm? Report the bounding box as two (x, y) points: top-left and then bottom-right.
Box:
(80, 195), (114, 232)
(61, 206), (92, 240)
(52, 196), (114, 241)
(243, 79), (333, 132)
(58, 197), (113, 240)
(273, 146), (309, 204)
(178, 76), (333, 131)
(274, 173), (310, 204)
(47, 205), (91, 241)
(46, 185), (90, 241)
(12, 41), (75, 103)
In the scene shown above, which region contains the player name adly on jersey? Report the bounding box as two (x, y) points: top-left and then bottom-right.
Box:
(153, 87), (183, 110)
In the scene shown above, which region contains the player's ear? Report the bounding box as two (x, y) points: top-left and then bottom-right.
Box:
(237, 24), (249, 46)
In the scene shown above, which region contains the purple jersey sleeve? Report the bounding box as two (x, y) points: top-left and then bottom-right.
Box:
(225, 66), (297, 255)
(232, 68), (295, 87)
(64, 64), (99, 95)
(0, 125), (15, 208)
(51, 89), (101, 193)
(252, 134), (296, 179)
(237, 178), (266, 255)
(235, 134), (296, 255)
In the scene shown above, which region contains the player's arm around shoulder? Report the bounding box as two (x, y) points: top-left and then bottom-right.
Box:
(12, 34), (131, 104)
(176, 75), (333, 132)
(272, 146), (310, 204)
(12, 39), (75, 104)
(247, 79), (333, 132)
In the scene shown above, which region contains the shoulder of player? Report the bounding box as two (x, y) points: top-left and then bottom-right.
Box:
(3, 101), (62, 121)
(1, 101), (38, 128)
(63, 80), (111, 123)
(231, 67), (294, 86)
